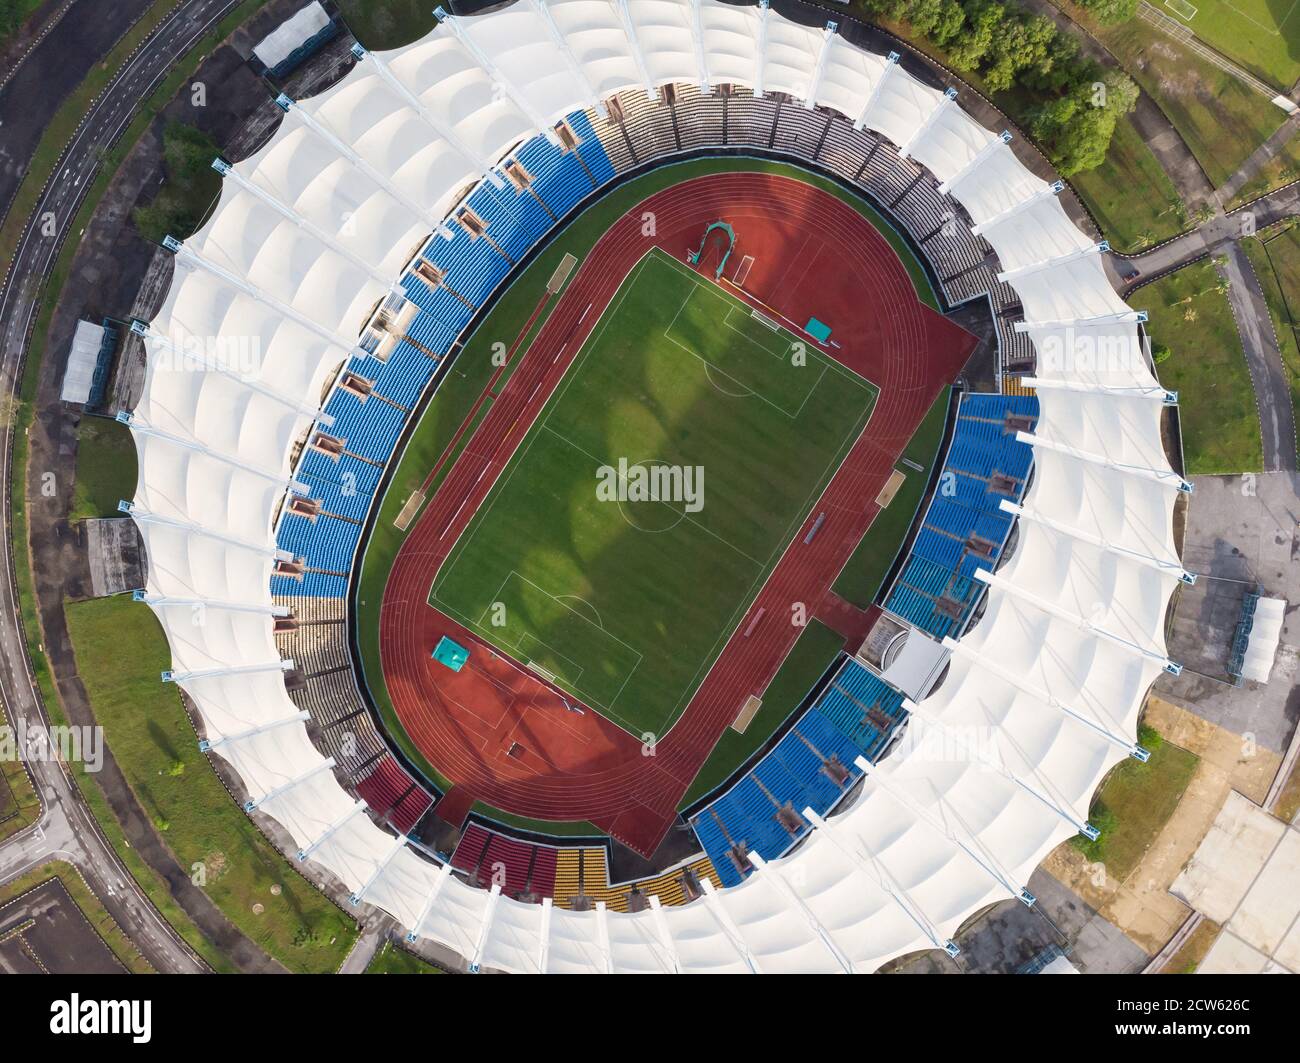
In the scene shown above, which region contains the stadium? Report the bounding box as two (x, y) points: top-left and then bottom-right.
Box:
(115, 0), (1182, 973)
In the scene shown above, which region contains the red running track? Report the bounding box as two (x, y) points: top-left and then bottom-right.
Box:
(379, 173), (977, 856)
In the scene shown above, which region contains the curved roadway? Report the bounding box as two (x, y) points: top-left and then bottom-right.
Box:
(0, 0), (257, 974)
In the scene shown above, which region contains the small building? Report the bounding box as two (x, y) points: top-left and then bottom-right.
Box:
(61, 319), (118, 408)
(249, 1), (341, 80)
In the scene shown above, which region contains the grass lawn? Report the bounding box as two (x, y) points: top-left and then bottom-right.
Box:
(1226, 145), (1300, 210)
(1165, 0), (1300, 89)
(832, 385), (949, 608)
(432, 249), (877, 737)
(1159, 917), (1222, 974)
(335, 0), (436, 50)
(1271, 754), (1300, 823)
(355, 156), (934, 799)
(680, 620), (845, 807)
(1138, 259), (1263, 473)
(65, 595), (357, 973)
(0, 860), (154, 974)
(1072, 725), (1199, 881)
(365, 939), (445, 974)
(1243, 220), (1300, 436)
(1069, 114), (1187, 252)
(71, 416), (137, 521)
(1078, 5), (1298, 189)
(0, 703), (41, 843)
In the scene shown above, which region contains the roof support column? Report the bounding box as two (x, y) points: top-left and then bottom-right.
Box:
(700, 880), (761, 972)
(298, 800), (369, 862)
(117, 411), (309, 493)
(350, 834), (408, 905)
(537, 897), (554, 973)
(277, 93), (441, 228)
(212, 158), (396, 282)
(352, 44), (508, 186)
(996, 240), (1108, 283)
(133, 591), (289, 619)
(647, 896), (681, 973)
(688, 0), (710, 92)
(854, 52), (899, 131)
(940, 632), (1150, 759)
(199, 711), (310, 754)
(853, 759), (1035, 907)
(468, 882), (502, 973)
(434, 8), (561, 144)
(160, 659), (294, 685)
(999, 499), (1193, 585)
(594, 901), (614, 974)
(898, 86), (956, 158)
(937, 130), (1011, 195)
(974, 566), (1181, 674)
(406, 862), (454, 942)
(802, 807), (959, 957)
(970, 180), (1064, 236)
(244, 758), (336, 812)
(1023, 375), (1176, 405)
(898, 705), (1099, 841)
(527, 0), (598, 106)
(614, 0), (655, 98)
(162, 235), (357, 354)
(1014, 429), (1192, 494)
(746, 852), (854, 971)
(120, 502), (296, 561)
(131, 320), (334, 425)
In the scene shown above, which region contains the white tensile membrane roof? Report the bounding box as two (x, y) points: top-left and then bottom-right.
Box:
(124, 0), (1185, 972)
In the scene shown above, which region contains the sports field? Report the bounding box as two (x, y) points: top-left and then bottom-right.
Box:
(1159, 0), (1300, 87)
(430, 248), (877, 737)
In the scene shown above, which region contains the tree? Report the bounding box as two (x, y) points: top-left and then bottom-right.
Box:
(1076, 0), (1139, 24)
(902, 0), (966, 45)
(947, 0), (1005, 71)
(1019, 30), (1085, 93)
(980, 11), (1056, 92)
(856, 0), (913, 19)
(133, 122), (222, 243)
(1029, 69), (1138, 175)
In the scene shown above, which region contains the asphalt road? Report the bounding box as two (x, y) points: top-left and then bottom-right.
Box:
(0, 0), (159, 227)
(0, 0), (253, 974)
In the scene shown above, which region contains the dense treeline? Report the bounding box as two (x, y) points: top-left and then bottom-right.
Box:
(851, 0), (1139, 175)
(133, 122), (224, 243)
(0, 0), (42, 44)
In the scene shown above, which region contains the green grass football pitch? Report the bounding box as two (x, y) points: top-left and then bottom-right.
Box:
(431, 248), (877, 738)
(1163, 0), (1300, 87)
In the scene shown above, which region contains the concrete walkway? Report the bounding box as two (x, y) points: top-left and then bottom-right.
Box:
(338, 916), (395, 974)
(1217, 110), (1300, 205)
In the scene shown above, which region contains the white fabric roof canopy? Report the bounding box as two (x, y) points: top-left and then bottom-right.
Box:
(126, 0), (1182, 972)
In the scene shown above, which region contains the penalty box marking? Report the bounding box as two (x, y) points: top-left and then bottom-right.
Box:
(465, 568), (644, 721)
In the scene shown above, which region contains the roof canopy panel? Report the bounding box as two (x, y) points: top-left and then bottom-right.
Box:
(126, 0), (1180, 973)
